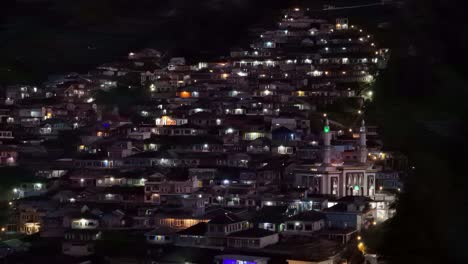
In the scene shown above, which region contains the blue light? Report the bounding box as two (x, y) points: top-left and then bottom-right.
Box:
(222, 260), (256, 264)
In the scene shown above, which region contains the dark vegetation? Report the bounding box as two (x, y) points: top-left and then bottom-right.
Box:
(366, 0), (468, 263)
(0, 0), (298, 85)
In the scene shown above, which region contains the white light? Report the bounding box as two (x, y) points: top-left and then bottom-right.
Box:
(86, 98), (94, 103)
(226, 128), (234, 134)
(223, 180), (230, 185)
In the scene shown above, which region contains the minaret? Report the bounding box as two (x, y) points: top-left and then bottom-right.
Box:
(323, 118), (332, 165)
(359, 119), (367, 163)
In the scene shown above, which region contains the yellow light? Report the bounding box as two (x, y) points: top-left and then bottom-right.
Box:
(373, 221), (377, 226)
(180, 91), (191, 98)
(357, 235), (361, 240)
(1, 227), (5, 232)
(358, 242), (366, 253)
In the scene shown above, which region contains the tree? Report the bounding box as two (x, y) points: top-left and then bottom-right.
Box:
(371, 0), (468, 263)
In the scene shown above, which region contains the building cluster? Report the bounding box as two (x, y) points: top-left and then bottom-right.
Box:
(0, 8), (403, 264)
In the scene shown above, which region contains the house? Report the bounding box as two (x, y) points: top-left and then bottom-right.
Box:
(145, 226), (177, 245)
(323, 200), (368, 231)
(0, 145), (17, 166)
(154, 207), (209, 230)
(38, 118), (73, 138)
(62, 208), (101, 256)
(272, 126), (297, 142)
(68, 211), (100, 230)
(16, 200), (52, 235)
(214, 255), (270, 264)
(62, 229), (101, 256)
(252, 205), (289, 232)
(206, 212), (249, 247)
(227, 228), (279, 249)
(95, 186), (144, 203)
(284, 211), (326, 234)
(144, 169), (201, 204)
(175, 222), (209, 247)
(12, 182), (46, 199)
(246, 137), (271, 154)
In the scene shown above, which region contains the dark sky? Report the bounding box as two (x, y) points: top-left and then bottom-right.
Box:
(0, 0), (307, 83)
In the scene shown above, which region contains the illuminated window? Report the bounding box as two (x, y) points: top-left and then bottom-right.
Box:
(180, 91), (190, 98)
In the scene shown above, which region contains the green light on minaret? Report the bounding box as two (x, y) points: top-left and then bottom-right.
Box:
(354, 185), (360, 191)
(324, 126), (330, 133)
